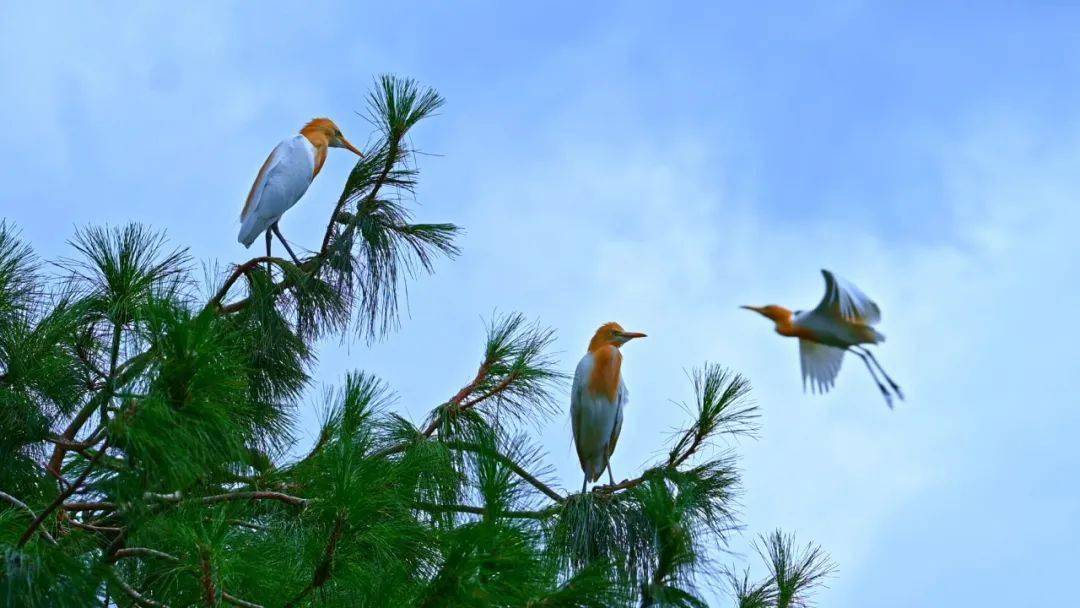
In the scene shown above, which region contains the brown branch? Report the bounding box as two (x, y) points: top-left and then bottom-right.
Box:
(200, 549), (217, 607)
(200, 491), (307, 507)
(207, 256), (292, 310)
(111, 547), (180, 563)
(66, 518), (122, 534)
(413, 501), (555, 520)
(46, 429), (107, 450)
(419, 361), (492, 437)
(63, 501), (117, 512)
(591, 476), (647, 495)
(285, 511), (347, 608)
(113, 567), (170, 608)
(222, 591), (264, 608)
(442, 441), (565, 503)
(0, 491), (57, 545)
(19, 439), (109, 547)
(47, 394), (107, 474)
(48, 350), (149, 475)
(460, 371), (518, 409)
(216, 273), (296, 315)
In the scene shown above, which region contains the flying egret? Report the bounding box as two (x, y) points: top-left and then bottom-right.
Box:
(742, 269), (904, 408)
(238, 118), (362, 265)
(571, 322), (646, 493)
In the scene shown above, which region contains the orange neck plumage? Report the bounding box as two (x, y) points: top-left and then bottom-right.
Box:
(765, 306), (817, 339)
(300, 126), (330, 178)
(587, 344), (622, 402)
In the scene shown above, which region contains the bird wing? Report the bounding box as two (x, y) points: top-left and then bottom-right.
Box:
(570, 355), (591, 473)
(605, 380), (628, 460)
(812, 269), (882, 325)
(799, 339), (846, 394)
(237, 137), (315, 246)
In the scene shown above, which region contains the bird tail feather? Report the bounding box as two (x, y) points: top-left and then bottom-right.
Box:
(237, 215), (265, 247)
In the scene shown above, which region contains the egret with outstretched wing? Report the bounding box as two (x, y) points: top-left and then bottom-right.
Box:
(742, 270), (903, 407)
(239, 118), (362, 265)
(571, 322), (646, 493)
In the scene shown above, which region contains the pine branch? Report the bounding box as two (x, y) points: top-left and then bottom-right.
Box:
(47, 349), (150, 473)
(18, 438), (109, 547)
(111, 547), (180, 563)
(112, 568), (171, 608)
(0, 491), (57, 545)
(285, 511), (347, 608)
(421, 313), (563, 437)
(207, 256), (292, 310)
(222, 591), (264, 608)
(725, 566), (776, 608)
(413, 501), (554, 520)
(757, 530), (836, 608)
(65, 518), (122, 534)
(62, 501), (117, 512)
(200, 549), (217, 607)
(444, 441), (565, 503)
(199, 490), (308, 507)
(592, 365), (755, 498)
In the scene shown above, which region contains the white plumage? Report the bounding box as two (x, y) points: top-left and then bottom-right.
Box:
(811, 269), (882, 326)
(570, 323), (645, 492)
(743, 269), (902, 408)
(792, 270), (885, 393)
(238, 135), (316, 247)
(236, 118), (361, 264)
(570, 350), (628, 484)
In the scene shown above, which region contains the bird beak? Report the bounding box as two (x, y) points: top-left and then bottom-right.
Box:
(336, 135), (363, 157)
(741, 305), (764, 315)
(618, 331), (647, 342)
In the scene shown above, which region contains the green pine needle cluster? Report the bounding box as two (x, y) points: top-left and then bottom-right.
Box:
(0, 75), (833, 607)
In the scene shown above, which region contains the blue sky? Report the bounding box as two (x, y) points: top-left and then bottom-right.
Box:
(3, 2), (1078, 604)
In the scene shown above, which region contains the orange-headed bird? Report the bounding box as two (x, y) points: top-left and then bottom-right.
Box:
(743, 269), (903, 408)
(571, 322), (646, 492)
(238, 118), (362, 264)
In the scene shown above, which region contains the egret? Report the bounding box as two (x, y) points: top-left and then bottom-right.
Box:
(742, 269), (904, 408)
(238, 118), (362, 265)
(571, 322), (646, 493)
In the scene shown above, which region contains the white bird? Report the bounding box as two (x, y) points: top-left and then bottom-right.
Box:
(742, 269), (903, 408)
(238, 118), (362, 264)
(571, 322), (646, 493)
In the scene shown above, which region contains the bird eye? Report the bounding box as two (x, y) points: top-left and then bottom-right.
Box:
(335, 130), (342, 137)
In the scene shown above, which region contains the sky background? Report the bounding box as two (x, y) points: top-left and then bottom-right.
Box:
(3, 2), (1079, 605)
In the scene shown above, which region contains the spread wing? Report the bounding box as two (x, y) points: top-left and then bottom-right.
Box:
(799, 339), (846, 394)
(812, 269), (881, 325)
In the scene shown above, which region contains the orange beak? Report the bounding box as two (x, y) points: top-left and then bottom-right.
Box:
(338, 135), (363, 157)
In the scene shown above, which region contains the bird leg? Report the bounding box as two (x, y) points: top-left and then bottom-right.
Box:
(858, 348), (904, 400)
(851, 348), (893, 409)
(271, 222), (303, 266)
(264, 230), (273, 274)
(581, 475), (588, 494)
(606, 462), (615, 486)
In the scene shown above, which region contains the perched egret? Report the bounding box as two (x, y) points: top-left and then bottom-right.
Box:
(238, 118), (362, 264)
(742, 269), (904, 408)
(571, 322), (646, 493)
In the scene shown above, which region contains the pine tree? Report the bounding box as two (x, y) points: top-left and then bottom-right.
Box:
(0, 75), (834, 607)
